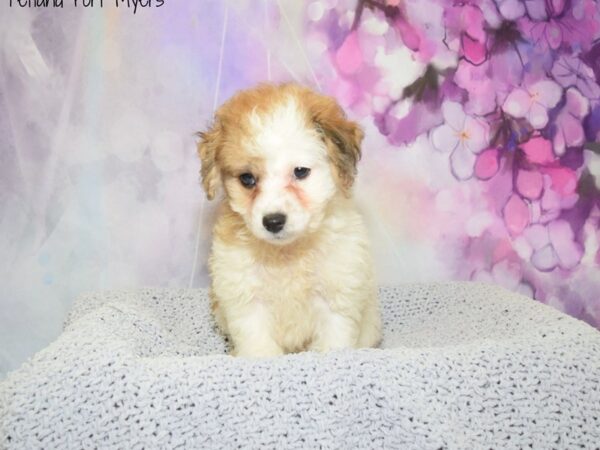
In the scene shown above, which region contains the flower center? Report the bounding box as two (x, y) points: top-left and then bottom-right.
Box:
(457, 130), (470, 141)
(530, 91), (540, 102)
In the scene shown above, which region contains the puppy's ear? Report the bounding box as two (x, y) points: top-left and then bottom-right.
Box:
(197, 122), (223, 200)
(308, 94), (364, 195)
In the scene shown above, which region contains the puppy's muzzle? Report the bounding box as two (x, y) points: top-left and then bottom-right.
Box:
(263, 213), (286, 234)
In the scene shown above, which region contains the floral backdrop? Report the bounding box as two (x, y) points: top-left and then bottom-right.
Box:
(0, 0), (599, 376)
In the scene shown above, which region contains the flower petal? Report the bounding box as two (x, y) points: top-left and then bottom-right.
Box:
(395, 17), (421, 51)
(544, 22), (563, 50)
(442, 101), (466, 130)
(548, 220), (583, 269)
(524, 224), (550, 250)
(551, 56), (578, 88)
(521, 136), (555, 164)
(553, 126), (567, 156)
(461, 34), (487, 65)
(551, 0), (566, 15)
(560, 113), (585, 148)
(528, 102), (549, 129)
(564, 87), (589, 118)
(541, 185), (561, 212)
(576, 71), (600, 100)
(450, 144), (476, 180)
(503, 194), (530, 235)
(531, 80), (562, 108)
(516, 170), (544, 199)
(530, 200), (542, 223)
(474, 148), (499, 179)
(463, 117), (489, 154)
(335, 31), (363, 75)
(431, 124), (460, 152)
(531, 245), (559, 271)
(499, 0), (525, 20)
(525, 0), (548, 20)
(502, 88), (530, 118)
(491, 259), (522, 290)
(542, 167), (578, 196)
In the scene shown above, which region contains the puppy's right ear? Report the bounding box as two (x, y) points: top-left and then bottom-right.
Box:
(197, 122), (223, 200)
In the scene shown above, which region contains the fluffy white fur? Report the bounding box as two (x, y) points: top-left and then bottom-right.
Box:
(198, 83), (381, 357)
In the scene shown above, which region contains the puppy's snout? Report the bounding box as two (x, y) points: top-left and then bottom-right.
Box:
(263, 213), (286, 234)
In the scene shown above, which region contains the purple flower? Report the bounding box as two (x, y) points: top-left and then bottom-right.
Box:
(582, 41), (600, 85)
(522, 220), (584, 271)
(444, 3), (488, 65)
(502, 79), (562, 129)
(496, 0), (526, 20)
(376, 98), (443, 146)
(454, 44), (525, 116)
(552, 54), (600, 100)
(520, 0), (600, 51)
(431, 101), (490, 180)
(524, 0), (565, 21)
(553, 87), (590, 155)
(454, 61), (498, 115)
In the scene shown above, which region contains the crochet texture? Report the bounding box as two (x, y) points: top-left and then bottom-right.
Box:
(1, 282), (599, 449)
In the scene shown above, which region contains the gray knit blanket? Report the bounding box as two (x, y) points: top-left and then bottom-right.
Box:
(1, 282), (599, 449)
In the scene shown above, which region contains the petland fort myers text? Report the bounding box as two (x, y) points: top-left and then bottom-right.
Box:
(9, 0), (164, 13)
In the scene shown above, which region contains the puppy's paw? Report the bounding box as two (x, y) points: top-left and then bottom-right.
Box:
(232, 343), (284, 358)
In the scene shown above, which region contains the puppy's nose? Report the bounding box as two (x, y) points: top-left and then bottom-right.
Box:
(263, 213), (286, 234)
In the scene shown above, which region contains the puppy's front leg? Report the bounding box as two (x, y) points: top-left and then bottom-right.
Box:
(310, 299), (360, 352)
(227, 303), (283, 358)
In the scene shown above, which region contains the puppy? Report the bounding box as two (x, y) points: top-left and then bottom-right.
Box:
(197, 83), (381, 357)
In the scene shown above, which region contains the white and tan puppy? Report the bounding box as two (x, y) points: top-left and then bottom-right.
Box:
(198, 83), (381, 357)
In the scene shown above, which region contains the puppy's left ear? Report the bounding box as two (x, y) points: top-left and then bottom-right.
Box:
(308, 93), (364, 196)
(197, 121), (223, 200)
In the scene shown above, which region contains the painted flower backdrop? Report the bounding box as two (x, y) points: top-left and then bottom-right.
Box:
(306, 0), (600, 325)
(0, 0), (599, 376)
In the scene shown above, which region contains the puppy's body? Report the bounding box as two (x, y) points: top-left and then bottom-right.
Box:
(210, 196), (379, 356)
(199, 83), (381, 357)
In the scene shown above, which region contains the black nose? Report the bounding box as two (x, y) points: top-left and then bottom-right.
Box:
(263, 213), (286, 234)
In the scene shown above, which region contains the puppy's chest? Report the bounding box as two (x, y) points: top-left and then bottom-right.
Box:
(253, 255), (323, 304)
(253, 258), (326, 351)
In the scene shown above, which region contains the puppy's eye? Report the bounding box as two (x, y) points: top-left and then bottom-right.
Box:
(294, 167), (311, 180)
(239, 173), (256, 188)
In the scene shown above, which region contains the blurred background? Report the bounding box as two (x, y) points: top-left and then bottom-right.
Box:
(1, 0), (599, 377)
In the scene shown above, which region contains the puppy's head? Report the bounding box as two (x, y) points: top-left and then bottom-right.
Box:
(197, 83), (363, 245)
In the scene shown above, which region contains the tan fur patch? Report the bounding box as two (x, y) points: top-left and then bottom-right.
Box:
(197, 83), (363, 200)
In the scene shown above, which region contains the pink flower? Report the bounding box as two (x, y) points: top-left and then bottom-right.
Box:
(335, 31), (363, 75)
(553, 88), (590, 156)
(529, 169), (579, 224)
(503, 194), (530, 235)
(475, 148), (500, 180)
(461, 34), (487, 65)
(445, 4), (487, 65)
(392, 15), (421, 52)
(520, 135), (556, 164)
(430, 102), (489, 180)
(445, 4), (486, 43)
(502, 79), (562, 129)
(542, 167), (578, 197)
(516, 170), (544, 199)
